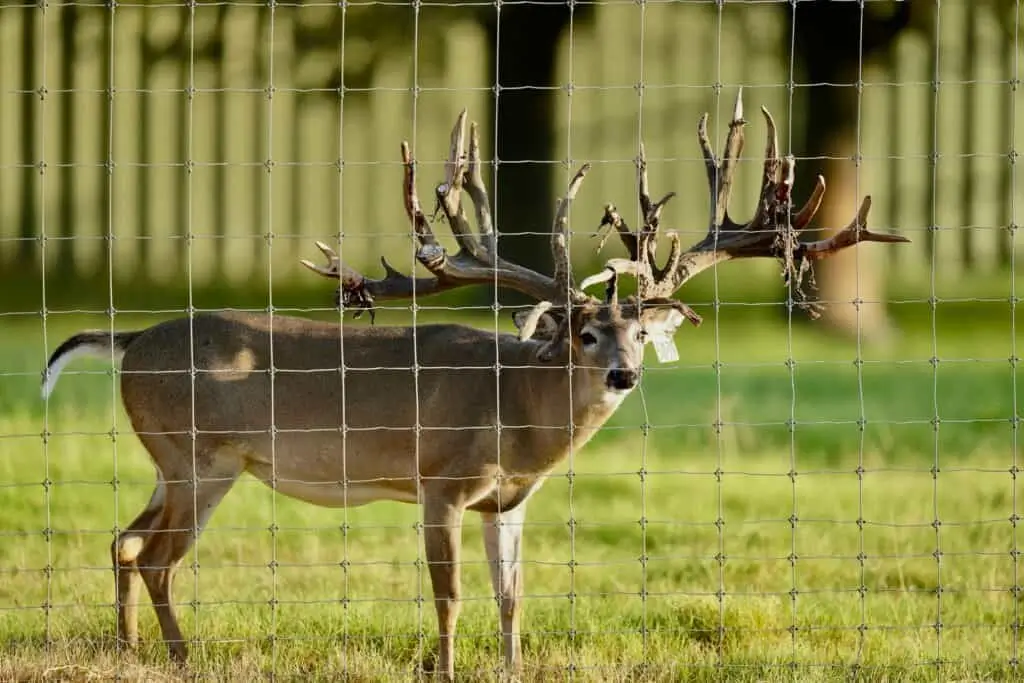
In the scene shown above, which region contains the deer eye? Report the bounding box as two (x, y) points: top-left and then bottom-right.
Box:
(637, 329), (649, 343)
(580, 331), (598, 347)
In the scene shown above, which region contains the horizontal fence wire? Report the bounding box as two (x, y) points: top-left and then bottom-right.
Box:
(0, 1), (1022, 681)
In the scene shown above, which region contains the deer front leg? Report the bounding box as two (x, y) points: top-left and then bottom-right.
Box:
(481, 502), (527, 675)
(423, 495), (466, 680)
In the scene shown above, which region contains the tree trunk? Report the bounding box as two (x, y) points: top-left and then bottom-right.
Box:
(19, 6), (38, 266)
(798, 53), (892, 342)
(483, 6), (572, 304)
(57, 6), (78, 282)
(810, 132), (894, 343)
(792, 1), (912, 344)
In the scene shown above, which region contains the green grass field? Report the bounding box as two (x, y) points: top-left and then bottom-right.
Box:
(1, 306), (1021, 681)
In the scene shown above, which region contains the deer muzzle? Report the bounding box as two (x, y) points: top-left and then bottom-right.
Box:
(606, 367), (639, 392)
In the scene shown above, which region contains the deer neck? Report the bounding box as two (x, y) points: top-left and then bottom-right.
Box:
(497, 342), (630, 477)
(519, 343), (628, 436)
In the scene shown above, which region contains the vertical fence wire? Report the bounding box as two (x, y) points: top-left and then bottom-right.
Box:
(406, 0), (425, 670)
(784, 2), (799, 673)
(563, 2), (578, 677)
(336, 2), (352, 676)
(634, 0), (650, 669)
(491, 0), (508, 674)
(851, 3), (869, 676)
(263, 2), (280, 670)
(184, 0), (201, 665)
(1010, 0), (1021, 670)
(928, 3), (945, 672)
(710, 0), (727, 674)
(36, 0), (52, 655)
(103, 0), (121, 670)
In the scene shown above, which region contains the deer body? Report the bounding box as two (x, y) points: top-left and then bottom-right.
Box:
(42, 100), (906, 678)
(112, 309), (623, 511)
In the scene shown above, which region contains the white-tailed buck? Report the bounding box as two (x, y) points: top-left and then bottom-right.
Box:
(41, 93), (907, 678)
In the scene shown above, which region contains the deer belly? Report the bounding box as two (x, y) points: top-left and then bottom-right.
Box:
(469, 478), (542, 514)
(257, 473), (419, 508)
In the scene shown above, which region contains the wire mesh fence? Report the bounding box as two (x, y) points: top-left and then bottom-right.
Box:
(1, 1), (1021, 681)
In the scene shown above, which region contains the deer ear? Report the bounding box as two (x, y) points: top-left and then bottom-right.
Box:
(640, 306), (684, 339)
(639, 302), (698, 365)
(639, 300), (702, 336)
(512, 309), (561, 341)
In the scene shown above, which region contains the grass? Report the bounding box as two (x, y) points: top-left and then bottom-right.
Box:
(0, 306), (1022, 681)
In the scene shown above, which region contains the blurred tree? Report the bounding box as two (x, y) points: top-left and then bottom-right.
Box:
(790, 0), (914, 343)
(16, 0), (1005, 323)
(480, 5), (589, 289)
(17, 5), (36, 266)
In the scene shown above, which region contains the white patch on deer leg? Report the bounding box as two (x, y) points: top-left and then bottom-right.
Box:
(117, 536), (145, 564)
(116, 477), (166, 564)
(483, 502), (528, 669)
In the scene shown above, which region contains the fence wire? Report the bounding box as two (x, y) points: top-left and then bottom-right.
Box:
(1, 1), (1022, 681)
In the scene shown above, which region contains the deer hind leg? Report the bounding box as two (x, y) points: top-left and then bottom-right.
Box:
(111, 473), (167, 649)
(481, 502), (528, 675)
(135, 440), (244, 664)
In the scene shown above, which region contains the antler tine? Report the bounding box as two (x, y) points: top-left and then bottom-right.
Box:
(636, 146), (654, 271)
(697, 112), (717, 194)
(638, 142), (653, 220)
(463, 121), (497, 262)
(715, 88), (747, 228)
(551, 163), (592, 298)
(593, 204), (640, 260)
(300, 240), (347, 280)
(446, 108), (468, 184)
(636, 144), (677, 233)
(436, 110), (488, 260)
(760, 105), (780, 190)
(514, 301), (553, 342)
(657, 230), (682, 284)
(798, 196), (910, 260)
(793, 174), (826, 230)
(604, 268), (619, 307)
(579, 260), (636, 291)
(634, 146), (678, 299)
(401, 141), (438, 247)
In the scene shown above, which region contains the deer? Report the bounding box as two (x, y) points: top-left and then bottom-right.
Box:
(41, 92), (907, 679)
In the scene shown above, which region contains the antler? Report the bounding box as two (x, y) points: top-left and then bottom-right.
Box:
(585, 88), (910, 318)
(301, 110), (594, 338)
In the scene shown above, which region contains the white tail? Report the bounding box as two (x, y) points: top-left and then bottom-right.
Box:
(41, 331), (138, 400)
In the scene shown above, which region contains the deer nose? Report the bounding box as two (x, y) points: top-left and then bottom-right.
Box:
(606, 368), (639, 391)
